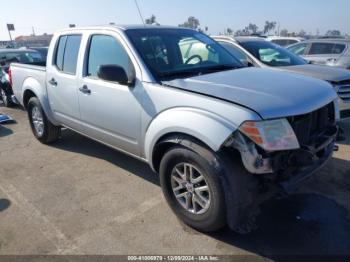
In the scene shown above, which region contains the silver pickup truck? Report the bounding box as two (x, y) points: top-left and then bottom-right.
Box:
(10, 25), (340, 233)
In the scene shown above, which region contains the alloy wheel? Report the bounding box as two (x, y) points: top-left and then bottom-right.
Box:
(31, 106), (44, 137)
(171, 163), (211, 215)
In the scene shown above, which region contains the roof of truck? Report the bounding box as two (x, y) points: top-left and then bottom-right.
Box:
(58, 24), (186, 33)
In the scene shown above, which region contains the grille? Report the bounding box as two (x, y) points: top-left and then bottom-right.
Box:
(335, 79), (350, 102)
(287, 102), (335, 146)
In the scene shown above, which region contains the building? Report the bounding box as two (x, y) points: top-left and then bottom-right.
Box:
(14, 34), (53, 47)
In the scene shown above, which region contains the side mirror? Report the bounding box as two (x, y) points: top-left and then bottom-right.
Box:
(97, 64), (135, 86)
(247, 61), (255, 67)
(242, 60), (254, 67)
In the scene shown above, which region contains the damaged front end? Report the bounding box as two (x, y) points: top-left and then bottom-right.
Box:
(225, 102), (339, 193)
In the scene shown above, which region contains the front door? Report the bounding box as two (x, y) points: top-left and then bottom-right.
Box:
(78, 34), (142, 156)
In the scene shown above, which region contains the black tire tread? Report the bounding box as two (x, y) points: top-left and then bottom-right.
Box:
(159, 144), (226, 232)
(27, 97), (60, 144)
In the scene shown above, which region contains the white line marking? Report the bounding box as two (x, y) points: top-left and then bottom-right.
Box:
(0, 181), (80, 254)
(62, 195), (164, 254)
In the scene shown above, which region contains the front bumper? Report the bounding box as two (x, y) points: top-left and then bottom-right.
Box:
(277, 125), (338, 193)
(339, 98), (350, 119)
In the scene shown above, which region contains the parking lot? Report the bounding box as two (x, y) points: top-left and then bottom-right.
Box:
(1, 104), (350, 258)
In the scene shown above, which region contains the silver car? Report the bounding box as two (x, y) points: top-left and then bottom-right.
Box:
(287, 38), (350, 70)
(214, 36), (350, 119)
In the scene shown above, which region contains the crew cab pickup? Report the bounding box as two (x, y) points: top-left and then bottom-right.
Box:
(10, 25), (340, 233)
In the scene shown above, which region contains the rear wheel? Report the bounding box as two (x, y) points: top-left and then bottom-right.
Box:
(160, 145), (226, 232)
(27, 97), (61, 144)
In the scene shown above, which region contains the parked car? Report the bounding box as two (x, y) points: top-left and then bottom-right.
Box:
(266, 36), (304, 47)
(287, 38), (350, 69)
(214, 36), (350, 119)
(0, 67), (11, 106)
(10, 25), (339, 233)
(0, 49), (45, 107)
(30, 47), (49, 61)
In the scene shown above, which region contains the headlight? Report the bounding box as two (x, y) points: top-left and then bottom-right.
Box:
(239, 119), (300, 151)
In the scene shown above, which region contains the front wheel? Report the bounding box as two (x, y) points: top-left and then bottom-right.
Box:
(159, 145), (226, 232)
(27, 97), (61, 144)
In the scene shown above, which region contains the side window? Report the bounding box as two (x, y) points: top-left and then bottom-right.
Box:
(272, 39), (288, 46)
(219, 42), (249, 63)
(309, 43), (334, 55)
(287, 40), (298, 46)
(333, 44), (346, 54)
(55, 36), (67, 71)
(87, 35), (131, 77)
(63, 35), (82, 74)
(288, 43), (308, 55)
(54, 35), (82, 74)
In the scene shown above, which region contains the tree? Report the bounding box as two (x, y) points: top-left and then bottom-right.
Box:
(264, 21), (277, 35)
(326, 30), (341, 37)
(179, 16), (200, 30)
(234, 30), (244, 36)
(226, 28), (233, 35)
(248, 23), (259, 34)
(280, 29), (288, 37)
(298, 29), (307, 37)
(145, 15), (159, 25)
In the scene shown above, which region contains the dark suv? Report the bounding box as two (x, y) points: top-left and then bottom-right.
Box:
(0, 49), (44, 107)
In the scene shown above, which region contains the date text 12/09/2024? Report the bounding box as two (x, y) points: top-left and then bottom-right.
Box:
(127, 256), (220, 261)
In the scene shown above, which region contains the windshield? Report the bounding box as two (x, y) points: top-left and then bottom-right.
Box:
(240, 41), (307, 67)
(126, 28), (244, 80)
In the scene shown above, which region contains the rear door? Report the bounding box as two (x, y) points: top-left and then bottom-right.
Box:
(46, 34), (82, 128)
(77, 32), (142, 156)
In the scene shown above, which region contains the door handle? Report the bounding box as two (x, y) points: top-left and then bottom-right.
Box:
(79, 85), (91, 95)
(48, 78), (57, 86)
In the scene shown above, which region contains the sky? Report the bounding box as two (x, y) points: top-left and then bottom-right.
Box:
(0, 0), (349, 40)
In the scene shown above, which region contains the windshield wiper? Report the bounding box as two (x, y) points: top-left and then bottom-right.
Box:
(199, 64), (243, 74)
(159, 64), (242, 80)
(159, 70), (202, 79)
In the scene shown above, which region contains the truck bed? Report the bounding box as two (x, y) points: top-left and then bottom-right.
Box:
(10, 62), (47, 107)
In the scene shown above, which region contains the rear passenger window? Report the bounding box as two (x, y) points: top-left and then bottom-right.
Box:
(87, 35), (131, 77)
(54, 35), (82, 74)
(333, 44), (346, 54)
(309, 43), (334, 55)
(55, 36), (67, 71)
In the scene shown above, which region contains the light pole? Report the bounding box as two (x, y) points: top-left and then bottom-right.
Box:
(7, 24), (15, 41)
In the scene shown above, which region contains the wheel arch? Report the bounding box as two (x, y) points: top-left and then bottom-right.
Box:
(145, 107), (238, 172)
(21, 78), (59, 126)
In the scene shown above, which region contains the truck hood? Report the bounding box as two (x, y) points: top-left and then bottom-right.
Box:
(163, 68), (337, 119)
(276, 64), (350, 83)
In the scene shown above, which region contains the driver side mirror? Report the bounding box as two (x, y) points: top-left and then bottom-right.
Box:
(242, 60), (254, 67)
(97, 64), (135, 87)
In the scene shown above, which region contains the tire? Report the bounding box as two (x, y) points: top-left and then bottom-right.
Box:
(159, 145), (226, 232)
(0, 88), (12, 107)
(217, 149), (260, 234)
(27, 97), (61, 144)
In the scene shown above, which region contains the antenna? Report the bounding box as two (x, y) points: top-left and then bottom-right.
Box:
(134, 0), (145, 25)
